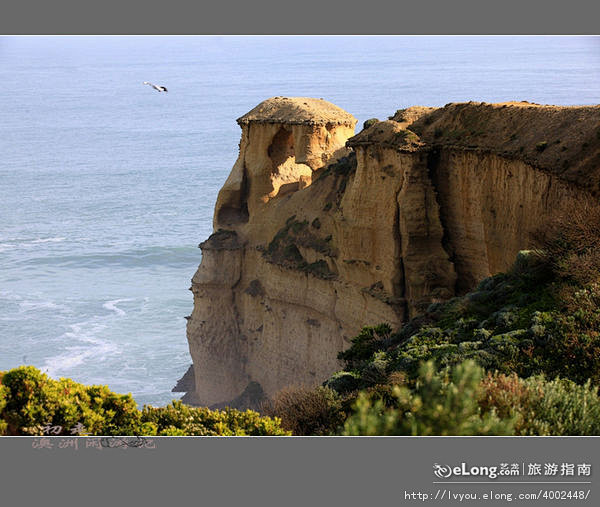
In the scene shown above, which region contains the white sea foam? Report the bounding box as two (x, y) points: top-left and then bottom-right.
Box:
(18, 299), (71, 313)
(30, 237), (66, 244)
(43, 351), (89, 373)
(102, 298), (134, 316)
(42, 322), (119, 377)
(0, 237), (66, 252)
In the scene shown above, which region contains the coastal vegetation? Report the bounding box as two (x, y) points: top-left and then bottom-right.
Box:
(0, 367), (289, 436)
(262, 215), (338, 280)
(3, 199), (600, 437)
(265, 202), (600, 435)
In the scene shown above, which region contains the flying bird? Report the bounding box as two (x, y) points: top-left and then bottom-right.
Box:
(143, 81), (168, 93)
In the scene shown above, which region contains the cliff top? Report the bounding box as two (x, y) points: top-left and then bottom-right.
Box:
(349, 101), (600, 191)
(237, 97), (357, 127)
(413, 102), (600, 188)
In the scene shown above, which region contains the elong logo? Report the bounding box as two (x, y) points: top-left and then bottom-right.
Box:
(433, 463), (452, 479)
(433, 462), (502, 480)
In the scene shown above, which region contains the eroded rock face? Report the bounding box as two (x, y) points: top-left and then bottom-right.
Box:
(184, 98), (600, 408)
(214, 97), (356, 228)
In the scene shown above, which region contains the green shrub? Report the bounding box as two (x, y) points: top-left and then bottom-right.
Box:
(0, 366), (141, 435)
(324, 371), (362, 394)
(340, 362), (600, 436)
(264, 216), (337, 278)
(0, 366), (289, 436)
(363, 118), (379, 130)
(338, 324), (392, 370)
(341, 361), (513, 436)
(480, 373), (600, 435)
(141, 401), (289, 436)
(0, 382), (7, 435)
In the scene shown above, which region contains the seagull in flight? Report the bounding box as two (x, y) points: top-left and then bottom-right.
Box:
(143, 81), (168, 93)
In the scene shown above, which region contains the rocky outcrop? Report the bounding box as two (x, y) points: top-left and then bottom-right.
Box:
(182, 97), (600, 408)
(214, 97), (356, 228)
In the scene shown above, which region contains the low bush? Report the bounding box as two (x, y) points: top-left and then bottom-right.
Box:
(141, 401), (289, 436)
(363, 118), (379, 130)
(262, 386), (344, 435)
(340, 361), (600, 436)
(337, 324), (392, 371)
(1, 366), (142, 435)
(534, 199), (600, 286)
(0, 366), (289, 436)
(341, 361), (513, 436)
(480, 373), (600, 435)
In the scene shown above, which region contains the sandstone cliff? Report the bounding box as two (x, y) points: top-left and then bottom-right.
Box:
(179, 97), (600, 408)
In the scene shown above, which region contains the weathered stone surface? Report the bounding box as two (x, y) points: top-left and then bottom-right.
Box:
(237, 96), (357, 126)
(181, 98), (600, 407)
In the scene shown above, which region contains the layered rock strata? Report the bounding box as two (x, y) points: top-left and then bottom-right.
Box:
(183, 97), (600, 407)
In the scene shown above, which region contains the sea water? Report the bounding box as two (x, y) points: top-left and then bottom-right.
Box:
(1, 36), (599, 406)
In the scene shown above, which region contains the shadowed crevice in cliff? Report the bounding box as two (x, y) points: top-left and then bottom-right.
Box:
(216, 164), (250, 227)
(208, 381), (267, 411)
(394, 151), (457, 317)
(426, 147), (463, 294)
(392, 188), (409, 320)
(266, 126), (314, 199)
(268, 127), (295, 166)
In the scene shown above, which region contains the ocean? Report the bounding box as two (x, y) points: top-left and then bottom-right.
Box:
(1, 36), (599, 407)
